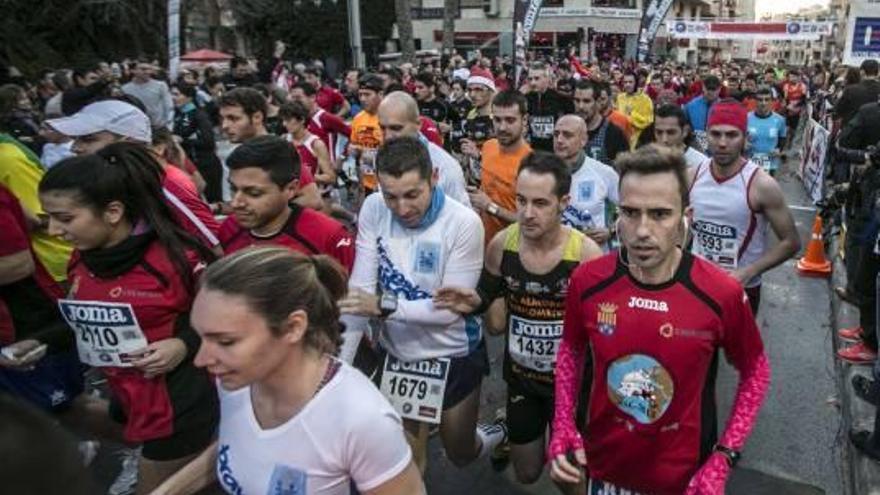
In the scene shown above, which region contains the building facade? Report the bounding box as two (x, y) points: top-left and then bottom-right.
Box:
(409, 0), (644, 61)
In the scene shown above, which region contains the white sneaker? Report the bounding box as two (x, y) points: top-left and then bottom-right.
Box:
(107, 446), (140, 495)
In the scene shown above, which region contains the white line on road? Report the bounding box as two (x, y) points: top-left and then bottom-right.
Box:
(788, 205), (817, 212)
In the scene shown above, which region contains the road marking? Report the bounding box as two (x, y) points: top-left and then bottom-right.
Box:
(788, 205), (817, 212)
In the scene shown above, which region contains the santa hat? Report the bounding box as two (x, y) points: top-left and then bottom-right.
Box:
(467, 67), (496, 92)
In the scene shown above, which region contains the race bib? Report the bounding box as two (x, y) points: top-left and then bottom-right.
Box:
(530, 116), (555, 138)
(588, 478), (645, 495)
(692, 220), (739, 271)
(508, 315), (562, 373)
(360, 149), (376, 176)
(58, 300), (149, 368)
(694, 130), (708, 153)
(753, 153), (772, 172)
(379, 355), (450, 424)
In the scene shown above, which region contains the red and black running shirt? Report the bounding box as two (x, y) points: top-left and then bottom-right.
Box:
(219, 204), (355, 274)
(563, 250), (763, 494)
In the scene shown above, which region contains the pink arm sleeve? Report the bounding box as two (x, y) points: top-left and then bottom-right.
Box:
(686, 353), (770, 494)
(548, 274), (588, 461)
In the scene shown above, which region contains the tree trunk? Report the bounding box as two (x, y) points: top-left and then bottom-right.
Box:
(205, 0), (223, 49)
(441, 0), (457, 55)
(394, 0), (415, 62)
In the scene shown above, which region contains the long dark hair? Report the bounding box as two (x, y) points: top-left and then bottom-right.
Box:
(39, 142), (216, 291)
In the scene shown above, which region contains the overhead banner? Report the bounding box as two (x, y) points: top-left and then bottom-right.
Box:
(843, 0), (880, 66)
(666, 21), (832, 40)
(636, 0), (676, 62)
(513, 0), (544, 87)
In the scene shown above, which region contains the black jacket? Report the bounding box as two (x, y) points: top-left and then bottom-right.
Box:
(526, 89), (574, 151)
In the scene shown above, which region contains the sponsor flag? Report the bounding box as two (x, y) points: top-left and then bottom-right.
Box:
(513, 0), (544, 88)
(636, 0), (675, 62)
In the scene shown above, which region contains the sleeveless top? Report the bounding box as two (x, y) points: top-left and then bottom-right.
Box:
(500, 224), (585, 396)
(689, 159), (768, 288)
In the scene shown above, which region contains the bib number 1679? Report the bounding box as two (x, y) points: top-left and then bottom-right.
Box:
(386, 376), (428, 400)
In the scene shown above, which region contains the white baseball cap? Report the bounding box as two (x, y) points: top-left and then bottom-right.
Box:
(47, 100), (152, 144)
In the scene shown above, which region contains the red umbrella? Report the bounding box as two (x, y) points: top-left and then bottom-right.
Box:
(180, 49), (234, 62)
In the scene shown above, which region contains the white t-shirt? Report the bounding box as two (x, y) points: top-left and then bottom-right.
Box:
(216, 362), (411, 495)
(684, 146), (708, 168)
(563, 153), (620, 231)
(344, 191), (484, 361)
(426, 140), (471, 208)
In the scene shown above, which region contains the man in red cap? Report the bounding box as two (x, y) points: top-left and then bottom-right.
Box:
(688, 99), (800, 313)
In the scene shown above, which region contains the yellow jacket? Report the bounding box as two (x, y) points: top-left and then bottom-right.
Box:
(615, 91), (654, 147)
(0, 136), (72, 282)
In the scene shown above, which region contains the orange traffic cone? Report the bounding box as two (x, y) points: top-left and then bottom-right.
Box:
(797, 215), (832, 277)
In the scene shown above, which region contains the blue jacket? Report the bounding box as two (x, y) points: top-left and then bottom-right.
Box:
(684, 96), (714, 132)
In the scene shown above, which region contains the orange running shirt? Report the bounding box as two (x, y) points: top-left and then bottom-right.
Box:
(480, 139), (532, 243)
(350, 111), (383, 190)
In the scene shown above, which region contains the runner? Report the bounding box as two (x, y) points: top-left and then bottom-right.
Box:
(0, 183), (83, 413)
(653, 103), (707, 168)
(377, 91), (470, 207)
(288, 82), (351, 163)
(746, 86), (787, 177)
(349, 73), (385, 195)
(684, 75), (722, 153)
(219, 135), (354, 272)
(152, 247), (424, 495)
(434, 152), (602, 486)
(38, 143), (219, 494)
(465, 90), (532, 244)
(549, 144), (771, 495)
(615, 72), (653, 148)
(688, 100), (800, 313)
(338, 136), (505, 473)
(572, 80), (629, 167)
(279, 101), (336, 191)
(219, 88), (324, 211)
(47, 99), (222, 252)
(525, 61), (574, 152)
(460, 68), (496, 185)
(552, 115), (620, 248)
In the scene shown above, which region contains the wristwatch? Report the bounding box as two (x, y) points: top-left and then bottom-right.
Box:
(378, 291), (398, 318)
(713, 444), (741, 467)
(487, 203), (500, 217)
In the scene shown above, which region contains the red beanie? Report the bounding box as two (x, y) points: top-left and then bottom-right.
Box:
(707, 100), (748, 134)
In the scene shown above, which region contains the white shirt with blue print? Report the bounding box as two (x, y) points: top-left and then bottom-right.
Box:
(345, 190), (484, 361)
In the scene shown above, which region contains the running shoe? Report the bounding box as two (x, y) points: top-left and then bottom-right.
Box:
(852, 374), (880, 407)
(479, 409), (509, 472)
(837, 342), (878, 365)
(838, 326), (864, 342)
(107, 446), (141, 495)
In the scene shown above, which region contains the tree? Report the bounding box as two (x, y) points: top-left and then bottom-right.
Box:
(442, 0), (458, 55)
(394, 0), (415, 62)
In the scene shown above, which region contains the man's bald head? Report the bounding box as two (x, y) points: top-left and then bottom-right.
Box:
(553, 114), (588, 163)
(378, 91), (422, 140)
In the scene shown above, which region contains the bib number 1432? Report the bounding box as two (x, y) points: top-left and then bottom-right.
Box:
(379, 355), (450, 424)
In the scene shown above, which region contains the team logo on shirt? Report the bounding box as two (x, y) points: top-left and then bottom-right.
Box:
(627, 296), (669, 313)
(268, 464), (307, 494)
(607, 354), (675, 424)
(597, 303), (618, 336)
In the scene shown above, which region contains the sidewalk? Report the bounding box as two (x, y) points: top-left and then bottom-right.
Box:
(830, 235), (880, 495)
